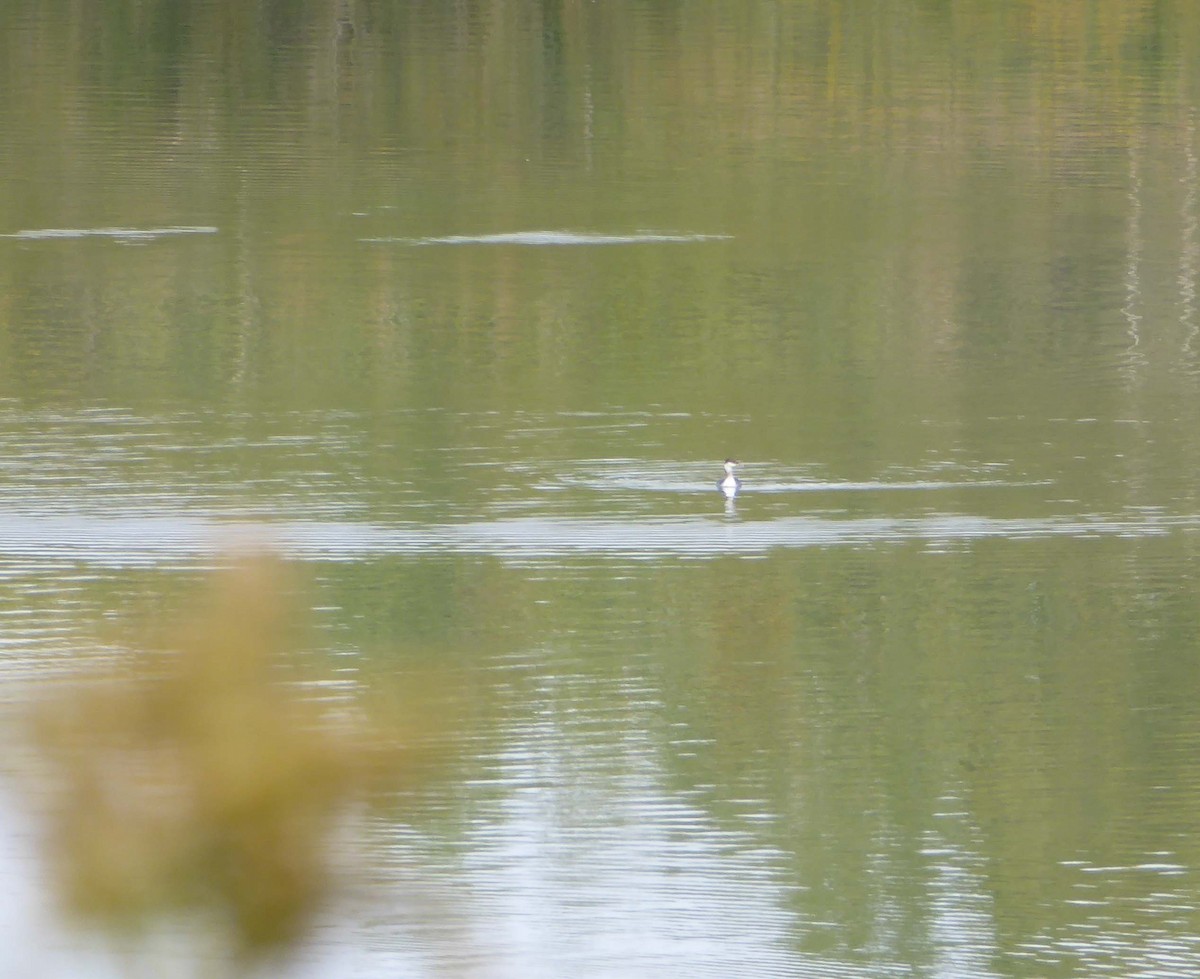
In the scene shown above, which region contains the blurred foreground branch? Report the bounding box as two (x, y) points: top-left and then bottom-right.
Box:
(31, 554), (424, 968)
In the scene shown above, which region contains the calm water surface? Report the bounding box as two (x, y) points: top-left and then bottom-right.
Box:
(5, 2), (1200, 977)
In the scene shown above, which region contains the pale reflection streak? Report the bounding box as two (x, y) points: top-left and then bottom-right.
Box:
(370, 672), (909, 979)
(924, 796), (997, 976)
(1, 226), (218, 241)
(1180, 113), (1199, 357)
(0, 510), (1190, 569)
(360, 231), (733, 246)
(1122, 136), (1147, 381)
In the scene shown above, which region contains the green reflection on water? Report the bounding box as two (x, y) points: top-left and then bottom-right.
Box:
(4, 1), (1200, 975)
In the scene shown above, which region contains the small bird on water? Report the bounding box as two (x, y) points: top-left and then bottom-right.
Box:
(718, 458), (741, 497)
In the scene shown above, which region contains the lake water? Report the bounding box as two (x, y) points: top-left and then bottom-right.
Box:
(5, 2), (1200, 977)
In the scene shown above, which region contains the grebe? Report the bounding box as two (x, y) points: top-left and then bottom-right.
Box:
(718, 459), (741, 496)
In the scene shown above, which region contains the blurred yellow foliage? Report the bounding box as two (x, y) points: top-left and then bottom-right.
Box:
(32, 555), (404, 962)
